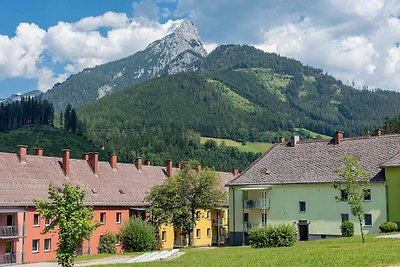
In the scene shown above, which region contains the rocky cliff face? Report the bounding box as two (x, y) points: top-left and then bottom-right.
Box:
(42, 20), (207, 111)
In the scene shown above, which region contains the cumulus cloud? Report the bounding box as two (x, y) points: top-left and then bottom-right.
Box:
(0, 9), (181, 92)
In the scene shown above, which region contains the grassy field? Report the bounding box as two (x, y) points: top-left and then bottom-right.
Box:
(200, 137), (272, 153)
(91, 234), (400, 267)
(75, 252), (143, 263)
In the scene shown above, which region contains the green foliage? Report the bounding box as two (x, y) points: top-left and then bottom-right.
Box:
(249, 224), (297, 248)
(98, 232), (117, 254)
(341, 221), (354, 237)
(0, 97), (54, 131)
(0, 125), (109, 160)
(119, 217), (155, 252)
(379, 222), (398, 233)
(145, 166), (227, 245)
(34, 183), (100, 267)
(333, 155), (370, 244)
(382, 115), (400, 134)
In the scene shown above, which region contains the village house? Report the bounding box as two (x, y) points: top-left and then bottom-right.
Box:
(226, 129), (400, 245)
(0, 147), (233, 264)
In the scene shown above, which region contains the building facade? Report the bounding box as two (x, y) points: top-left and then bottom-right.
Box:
(0, 146), (234, 264)
(227, 130), (400, 245)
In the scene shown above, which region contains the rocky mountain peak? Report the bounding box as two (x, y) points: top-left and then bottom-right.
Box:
(174, 20), (202, 43)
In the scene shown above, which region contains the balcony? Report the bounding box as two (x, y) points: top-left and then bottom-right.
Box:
(243, 222), (266, 232)
(0, 253), (22, 264)
(243, 199), (270, 210)
(0, 226), (24, 239)
(212, 219), (227, 226)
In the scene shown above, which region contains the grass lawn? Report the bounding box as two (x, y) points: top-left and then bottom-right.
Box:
(91, 234), (400, 267)
(200, 137), (272, 153)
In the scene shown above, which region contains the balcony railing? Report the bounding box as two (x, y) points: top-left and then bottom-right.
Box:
(0, 226), (23, 238)
(243, 222), (266, 232)
(212, 219), (227, 226)
(0, 253), (22, 264)
(243, 199), (270, 209)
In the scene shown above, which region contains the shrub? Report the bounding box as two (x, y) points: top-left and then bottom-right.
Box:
(119, 217), (155, 252)
(249, 224), (297, 248)
(341, 221), (354, 237)
(98, 232), (117, 254)
(379, 222), (398, 233)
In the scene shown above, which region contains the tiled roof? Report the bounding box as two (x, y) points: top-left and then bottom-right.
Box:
(0, 152), (234, 207)
(227, 134), (400, 186)
(382, 152), (400, 168)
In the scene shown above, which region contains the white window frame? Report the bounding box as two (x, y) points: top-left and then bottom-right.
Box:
(161, 231), (166, 242)
(32, 239), (39, 253)
(33, 214), (40, 227)
(207, 228), (211, 238)
(196, 229), (201, 239)
(363, 189), (371, 201)
(100, 212), (106, 224)
(364, 214), (372, 226)
(206, 210), (210, 220)
(45, 218), (51, 226)
(44, 238), (51, 252)
(116, 212), (121, 224)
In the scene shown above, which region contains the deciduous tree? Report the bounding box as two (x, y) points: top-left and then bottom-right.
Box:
(34, 183), (100, 267)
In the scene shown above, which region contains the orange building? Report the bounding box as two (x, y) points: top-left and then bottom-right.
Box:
(0, 146), (235, 264)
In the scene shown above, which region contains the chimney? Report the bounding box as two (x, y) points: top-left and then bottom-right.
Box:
(278, 137), (285, 143)
(82, 153), (89, 161)
(145, 160), (151, 166)
(290, 135), (300, 147)
(62, 149), (70, 176)
(110, 154), (117, 169)
(335, 131), (344, 145)
(374, 128), (382, 137)
(166, 159), (173, 177)
(135, 157), (143, 170)
(35, 148), (43, 156)
(17, 145), (28, 163)
(196, 164), (202, 173)
(88, 152), (99, 174)
(232, 167), (239, 176)
(175, 161), (181, 169)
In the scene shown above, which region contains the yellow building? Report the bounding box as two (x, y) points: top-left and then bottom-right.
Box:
(158, 207), (229, 249)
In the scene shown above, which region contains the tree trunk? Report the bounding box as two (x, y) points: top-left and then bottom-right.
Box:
(358, 214), (365, 244)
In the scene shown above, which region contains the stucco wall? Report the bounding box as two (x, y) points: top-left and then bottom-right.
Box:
(229, 183), (386, 242)
(385, 168), (400, 222)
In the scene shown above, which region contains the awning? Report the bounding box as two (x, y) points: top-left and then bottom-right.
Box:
(0, 209), (26, 213)
(238, 186), (271, 191)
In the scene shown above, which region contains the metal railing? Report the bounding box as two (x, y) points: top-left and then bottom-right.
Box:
(0, 226), (22, 238)
(243, 222), (266, 232)
(75, 246), (91, 256)
(0, 253), (22, 264)
(212, 219), (227, 226)
(243, 199), (270, 209)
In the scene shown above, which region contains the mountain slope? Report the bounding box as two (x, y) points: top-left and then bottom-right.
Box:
(0, 125), (109, 160)
(42, 20), (207, 111)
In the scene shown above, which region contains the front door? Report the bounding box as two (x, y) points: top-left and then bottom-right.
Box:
(6, 214), (13, 226)
(298, 221), (309, 241)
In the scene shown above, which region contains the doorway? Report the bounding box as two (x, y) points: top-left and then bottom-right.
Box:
(298, 220), (309, 241)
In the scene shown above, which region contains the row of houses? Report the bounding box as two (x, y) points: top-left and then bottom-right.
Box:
(0, 147), (233, 264)
(1, 128), (400, 264)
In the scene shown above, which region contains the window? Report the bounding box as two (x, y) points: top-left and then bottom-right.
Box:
(196, 211), (201, 220)
(341, 214), (349, 223)
(363, 189), (371, 201)
(32, 239), (39, 253)
(243, 191), (249, 200)
(221, 210), (225, 219)
(161, 231), (166, 242)
(243, 213), (249, 222)
(6, 214), (13, 226)
(206, 210), (210, 220)
(45, 218), (51, 226)
(340, 190), (348, 200)
(196, 229), (201, 239)
(5, 241), (12, 254)
(44, 238), (51, 252)
(299, 201), (306, 212)
(116, 212), (121, 224)
(33, 214), (40, 226)
(364, 214), (372, 226)
(207, 228), (211, 237)
(100, 212), (106, 224)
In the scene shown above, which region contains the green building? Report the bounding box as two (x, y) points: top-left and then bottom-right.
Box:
(226, 130), (400, 245)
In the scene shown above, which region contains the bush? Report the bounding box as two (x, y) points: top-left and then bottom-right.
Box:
(379, 222), (398, 233)
(249, 224), (297, 248)
(98, 232), (117, 254)
(119, 217), (155, 252)
(341, 221), (354, 237)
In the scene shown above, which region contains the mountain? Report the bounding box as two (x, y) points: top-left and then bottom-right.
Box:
(75, 44), (400, 167)
(0, 90), (42, 103)
(41, 20), (207, 111)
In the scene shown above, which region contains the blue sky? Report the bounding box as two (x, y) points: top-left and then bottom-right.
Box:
(0, 0), (400, 98)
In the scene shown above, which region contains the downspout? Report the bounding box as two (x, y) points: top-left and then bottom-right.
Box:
(22, 206), (27, 263)
(232, 188), (235, 245)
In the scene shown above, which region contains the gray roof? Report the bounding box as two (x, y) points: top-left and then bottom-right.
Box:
(227, 134), (400, 186)
(382, 152), (400, 168)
